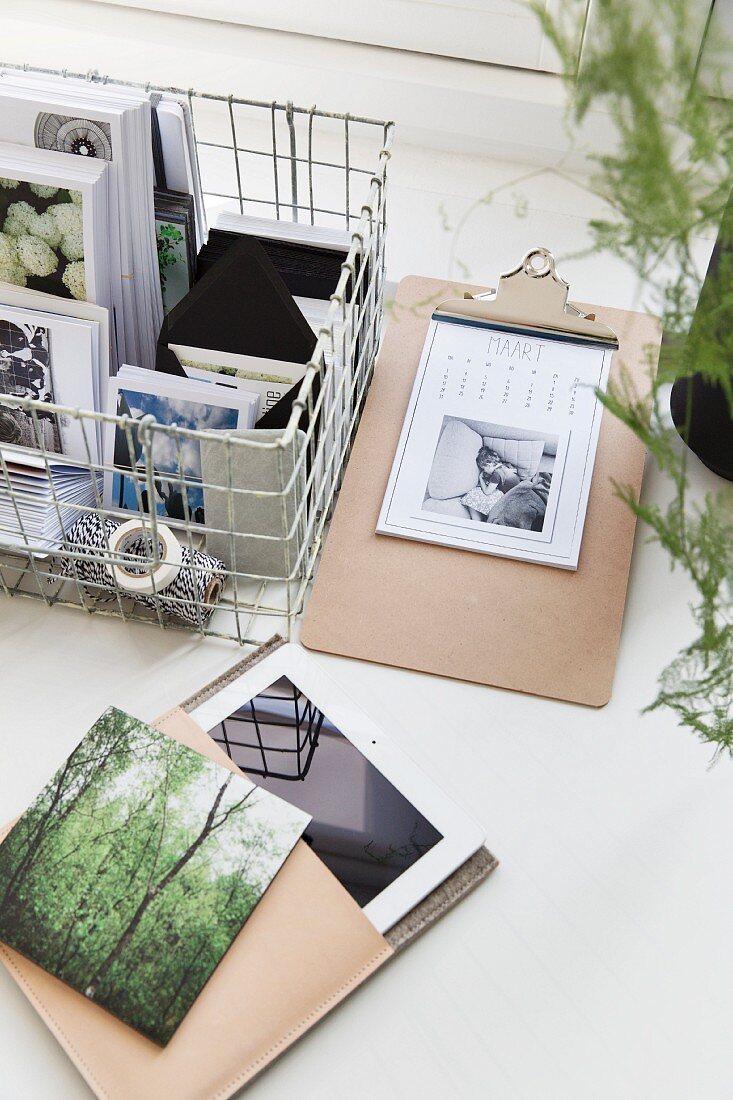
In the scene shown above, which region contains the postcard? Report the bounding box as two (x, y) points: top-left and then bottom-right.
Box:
(0, 707), (310, 1046)
(0, 303), (100, 462)
(0, 142), (111, 331)
(154, 189), (196, 315)
(0, 176), (87, 301)
(377, 319), (613, 569)
(169, 343), (307, 422)
(0, 316), (59, 451)
(104, 368), (258, 527)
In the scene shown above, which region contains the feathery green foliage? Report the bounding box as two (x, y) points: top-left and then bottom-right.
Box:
(534, 0), (733, 755)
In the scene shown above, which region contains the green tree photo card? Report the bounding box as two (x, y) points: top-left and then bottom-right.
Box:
(0, 707), (310, 1046)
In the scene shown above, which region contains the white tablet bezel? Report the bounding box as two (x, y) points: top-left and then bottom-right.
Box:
(188, 644), (486, 933)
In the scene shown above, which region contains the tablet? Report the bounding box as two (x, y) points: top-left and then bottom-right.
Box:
(189, 644), (486, 933)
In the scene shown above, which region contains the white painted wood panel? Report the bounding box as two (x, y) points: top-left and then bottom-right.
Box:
(82, 0), (586, 72)
(3, 0), (615, 165)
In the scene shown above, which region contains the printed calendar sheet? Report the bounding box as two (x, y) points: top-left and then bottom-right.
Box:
(377, 317), (613, 568)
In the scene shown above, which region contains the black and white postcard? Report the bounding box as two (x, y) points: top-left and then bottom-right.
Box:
(0, 301), (102, 462)
(0, 318), (60, 452)
(377, 319), (613, 568)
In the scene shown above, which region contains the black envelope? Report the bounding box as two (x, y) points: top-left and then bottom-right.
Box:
(160, 235), (317, 366)
(196, 227), (346, 300)
(157, 237), (320, 434)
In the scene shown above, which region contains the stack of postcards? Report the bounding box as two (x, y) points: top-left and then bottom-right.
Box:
(0, 449), (101, 551)
(0, 68), (205, 371)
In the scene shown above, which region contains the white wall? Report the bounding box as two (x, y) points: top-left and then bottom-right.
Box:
(3, 0), (616, 165)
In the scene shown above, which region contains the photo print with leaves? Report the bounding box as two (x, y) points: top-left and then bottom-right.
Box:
(0, 707), (310, 1046)
(0, 317), (60, 451)
(154, 188), (196, 314)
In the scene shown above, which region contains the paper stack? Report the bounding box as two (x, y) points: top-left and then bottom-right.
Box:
(0, 448), (101, 551)
(0, 70), (204, 372)
(215, 211), (353, 252)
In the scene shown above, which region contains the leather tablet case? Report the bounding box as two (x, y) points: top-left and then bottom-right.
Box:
(0, 640), (497, 1099)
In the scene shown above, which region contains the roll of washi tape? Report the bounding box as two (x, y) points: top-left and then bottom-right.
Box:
(60, 514), (227, 626)
(106, 519), (182, 595)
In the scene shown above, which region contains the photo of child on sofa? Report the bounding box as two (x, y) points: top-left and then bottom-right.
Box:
(423, 416), (558, 533)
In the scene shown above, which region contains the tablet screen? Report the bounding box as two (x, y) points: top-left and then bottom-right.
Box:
(207, 676), (443, 908)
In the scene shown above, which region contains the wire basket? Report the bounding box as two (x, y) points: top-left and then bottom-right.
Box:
(210, 675), (325, 782)
(0, 64), (393, 644)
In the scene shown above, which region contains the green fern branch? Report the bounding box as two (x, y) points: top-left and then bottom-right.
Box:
(534, 0), (733, 755)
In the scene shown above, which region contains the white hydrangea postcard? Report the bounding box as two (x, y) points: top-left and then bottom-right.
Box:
(0, 177), (85, 299)
(0, 142), (110, 314)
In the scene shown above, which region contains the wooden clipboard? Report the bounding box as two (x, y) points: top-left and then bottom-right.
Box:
(301, 257), (661, 706)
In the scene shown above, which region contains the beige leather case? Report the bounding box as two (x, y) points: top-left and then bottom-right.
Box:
(300, 275), (662, 706)
(0, 711), (392, 1100)
(0, 650), (497, 1098)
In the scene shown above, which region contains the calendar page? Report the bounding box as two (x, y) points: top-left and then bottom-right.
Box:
(376, 317), (613, 569)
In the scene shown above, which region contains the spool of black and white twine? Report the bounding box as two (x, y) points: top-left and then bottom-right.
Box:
(59, 514), (226, 627)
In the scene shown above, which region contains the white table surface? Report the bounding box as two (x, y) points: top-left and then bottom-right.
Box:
(0, 4), (731, 1099)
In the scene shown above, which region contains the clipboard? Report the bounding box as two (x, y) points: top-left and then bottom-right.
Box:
(0, 638), (497, 1099)
(301, 251), (662, 706)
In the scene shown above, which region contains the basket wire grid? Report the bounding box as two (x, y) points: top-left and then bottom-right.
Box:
(211, 676), (325, 782)
(0, 63), (393, 644)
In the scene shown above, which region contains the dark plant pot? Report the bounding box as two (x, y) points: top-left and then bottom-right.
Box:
(670, 374), (733, 481)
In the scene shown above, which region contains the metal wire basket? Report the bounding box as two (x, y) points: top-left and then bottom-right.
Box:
(0, 64), (393, 643)
(210, 675), (325, 782)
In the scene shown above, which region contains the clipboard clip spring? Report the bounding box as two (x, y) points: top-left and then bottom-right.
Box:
(438, 246), (618, 346)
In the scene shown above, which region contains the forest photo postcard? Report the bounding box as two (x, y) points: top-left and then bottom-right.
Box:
(0, 708), (310, 1045)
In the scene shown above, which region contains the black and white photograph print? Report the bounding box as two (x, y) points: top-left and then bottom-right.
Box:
(208, 677), (443, 909)
(0, 318), (60, 451)
(423, 415), (559, 532)
(34, 113), (113, 161)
